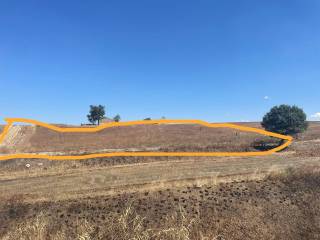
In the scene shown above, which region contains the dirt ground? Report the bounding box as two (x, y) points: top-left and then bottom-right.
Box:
(0, 122), (319, 239)
(0, 153), (319, 202)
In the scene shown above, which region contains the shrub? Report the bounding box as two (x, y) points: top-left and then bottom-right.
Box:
(262, 105), (308, 136)
(113, 114), (121, 122)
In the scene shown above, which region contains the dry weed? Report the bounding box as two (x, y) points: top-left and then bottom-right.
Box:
(2, 212), (47, 240)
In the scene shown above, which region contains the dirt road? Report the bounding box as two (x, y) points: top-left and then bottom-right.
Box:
(0, 153), (319, 202)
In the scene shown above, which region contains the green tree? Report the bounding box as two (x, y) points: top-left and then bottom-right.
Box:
(87, 105), (105, 125)
(262, 105), (308, 136)
(113, 114), (121, 122)
(144, 117), (151, 120)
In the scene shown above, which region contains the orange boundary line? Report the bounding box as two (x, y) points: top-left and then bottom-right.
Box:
(0, 118), (293, 161)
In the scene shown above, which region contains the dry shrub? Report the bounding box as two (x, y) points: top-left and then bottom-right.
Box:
(2, 206), (212, 240)
(2, 211), (67, 240)
(76, 220), (95, 240)
(100, 205), (212, 240)
(2, 212), (47, 240)
(102, 205), (151, 240)
(153, 208), (200, 240)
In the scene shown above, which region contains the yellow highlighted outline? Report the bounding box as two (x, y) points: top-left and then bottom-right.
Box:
(0, 118), (293, 161)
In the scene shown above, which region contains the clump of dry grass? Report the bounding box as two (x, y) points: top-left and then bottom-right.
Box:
(2, 206), (212, 240)
(2, 212), (47, 240)
(103, 205), (151, 240)
(75, 204), (212, 240)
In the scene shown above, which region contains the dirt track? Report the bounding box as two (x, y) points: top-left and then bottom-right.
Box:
(1, 153), (319, 202)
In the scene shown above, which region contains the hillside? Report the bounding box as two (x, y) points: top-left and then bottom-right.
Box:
(0, 121), (296, 155)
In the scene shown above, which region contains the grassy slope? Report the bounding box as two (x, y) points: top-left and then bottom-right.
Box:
(1, 122), (319, 154)
(1, 122), (286, 154)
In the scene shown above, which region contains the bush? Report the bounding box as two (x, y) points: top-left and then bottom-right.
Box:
(262, 105), (308, 136)
(113, 114), (121, 122)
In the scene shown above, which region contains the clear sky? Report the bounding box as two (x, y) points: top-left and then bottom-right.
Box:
(0, 0), (319, 124)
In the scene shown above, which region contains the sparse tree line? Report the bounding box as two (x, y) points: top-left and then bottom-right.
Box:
(87, 104), (308, 136)
(87, 105), (120, 125)
(86, 105), (166, 125)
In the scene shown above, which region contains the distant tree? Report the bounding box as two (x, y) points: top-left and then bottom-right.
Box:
(144, 117), (151, 120)
(161, 116), (166, 119)
(262, 105), (308, 136)
(113, 114), (121, 122)
(87, 105), (105, 125)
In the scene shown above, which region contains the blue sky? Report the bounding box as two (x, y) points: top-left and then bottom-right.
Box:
(0, 0), (319, 124)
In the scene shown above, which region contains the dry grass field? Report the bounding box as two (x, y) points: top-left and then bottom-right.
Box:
(1, 122), (278, 154)
(0, 122), (319, 239)
(1, 167), (320, 239)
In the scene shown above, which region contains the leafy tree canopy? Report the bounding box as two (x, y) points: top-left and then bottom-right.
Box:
(261, 104), (308, 136)
(113, 114), (121, 122)
(87, 105), (105, 125)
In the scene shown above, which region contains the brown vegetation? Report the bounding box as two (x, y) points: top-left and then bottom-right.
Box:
(1, 166), (320, 239)
(0, 122), (319, 239)
(1, 122), (319, 156)
(1, 123), (279, 154)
